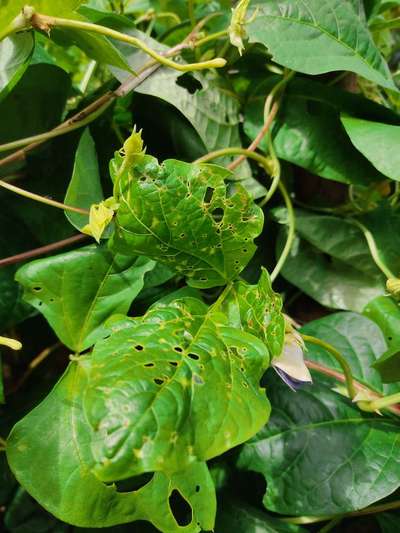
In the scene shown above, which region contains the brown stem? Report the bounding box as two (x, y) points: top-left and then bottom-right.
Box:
(0, 234), (89, 268)
(228, 100), (280, 171)
(306, 359), (400, 416)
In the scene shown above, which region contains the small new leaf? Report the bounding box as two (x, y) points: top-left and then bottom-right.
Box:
(229, 0), (251, 55)
(82, 198), (118, 243)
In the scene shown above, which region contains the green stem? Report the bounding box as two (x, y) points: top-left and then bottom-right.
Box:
(195, 29), (229, 47)
(188, 0), (196, 29)
(270, 180), (295, 282)
(319, 517), (343, 533)
(282, 498), (400, 525)
(78, 59), (97, 94)
(358, 392), (400, 413)
(195, 147), (270, 168)
(0, 179), (90, 215)
(351, 219), (396, 279)
(31, 13), (226, 72)
(302, 334), (357, 400)
(0, 99), (111, 153)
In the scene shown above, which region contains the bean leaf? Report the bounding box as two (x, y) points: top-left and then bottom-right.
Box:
(237, 378), (400, 515)
(82, 294), (271, 481)
(15, 245), (156, 353)
(0, 33), (34, 103)
(248, 1), (396, 90)
(110, 154), (264, 289)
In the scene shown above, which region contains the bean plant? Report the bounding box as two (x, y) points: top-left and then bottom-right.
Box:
(1, 1), (400, 532)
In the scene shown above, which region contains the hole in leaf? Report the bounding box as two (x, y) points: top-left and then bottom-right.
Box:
(188, 353), (199, 360)
(33, 286), (42, 292)
(211, 207), (224, 222)
(195, 485), (200, 493)
(169, 361), (178, 367)
(203, 187), (215, 203)
(37, 301), (43, 307)
(144, 362), (155, 368)
(115, 473), (153, 493)
(174, 346), (183, 353)
(175, 72), (203, 94)
(154, 378), (164, 385)
(169, 489), (193, 527)
(135, 345), (144, 351)
(180, 233), (186, 239)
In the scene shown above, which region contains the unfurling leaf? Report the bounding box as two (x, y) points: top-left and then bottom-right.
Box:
(110, 154), (263, 288)
(229, 0), (251, 55)
(82, 198), (118, 243)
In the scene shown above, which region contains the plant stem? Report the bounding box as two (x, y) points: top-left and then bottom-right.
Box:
(302, 334), (357, 399)
(78, 59), (97, 94)
(370, 18), (400, 31)
(0, 179), (90, 214)
(30, 13), (226, 72)
(195, 147), (270, 169)
(195, 29), (229, 47)
(270, 180), (295, 282)
(351, 219), (396, 279)
(358, 392), (400, 412)
(282, 498), (400, 525)
(0, 234), (88, 268)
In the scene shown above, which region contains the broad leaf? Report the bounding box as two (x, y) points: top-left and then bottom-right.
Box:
(110, 154), (263, 289)
(248, 1), (396, 90)
(7, 362), (216, 532)
(15, 245), (156, 353)
(364, 296), (400, 383)
(342, 116), (400, 182)
(276, 210), (385, 311)
(0, 1), (84, 29)
(245, 77), (393, 185)
(65, 128), (103, 231)
(216, 499), (305, 533)
(0, 33), (34, 103)
(82, 295), (270, 481)
(237, 378), (400, 515)
(301, 311), (399, 394)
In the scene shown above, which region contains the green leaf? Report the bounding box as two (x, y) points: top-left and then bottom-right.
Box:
(111, 154), (264, 289)
(221, 269), (285, 359)
(248, 1), (396, 90)
(276, 210), (385, 311)
(7, 362), (216, 532)
(342, 116), (400, 182)
(301, 311), (398, 394)
(377, 512), (400, 533)
(237, 378), (400, 515)
(364, 296), (400, 383)
(82, 294), (270, 481)
(0, 1), (84, 28)
(65, 128), (103, 231)
(0, 33), (34, 103)
(15, 245), (156, 353)
(216, 499), (305, 533)
(245, 77), (393, 185)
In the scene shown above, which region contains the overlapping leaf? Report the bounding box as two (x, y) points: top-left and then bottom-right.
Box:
(6, 362), (216, 532)
(82, 294), (271, 481)
(248, 1), (396, 90)
(237, 378), (400, 515)
(110, 154), (263, 288)
(16, 244), (156, 352)
(0, 33), (34, 103)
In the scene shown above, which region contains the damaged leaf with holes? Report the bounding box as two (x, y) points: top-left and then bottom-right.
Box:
(81, 292), (271, 481)
(110, 153), (264, 289)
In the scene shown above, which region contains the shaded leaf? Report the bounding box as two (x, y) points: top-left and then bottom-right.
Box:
(7, 362), (216, 532)
(248, 1), (396, 90)
(342, 116), (400, 182)
(15, 245), (156, 352)
(65, 127), (103, 231)
(111, 154), (263, 289)
(0, 32), (34, 103)
(301, 311), (398, 394)
(82, 294), (270, 481)
(237, 378), (400, 515)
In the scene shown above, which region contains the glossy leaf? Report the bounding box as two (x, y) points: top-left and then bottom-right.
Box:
(301, 311), (398, 394)
(110, 154), (263, 289)
(15, 245), (156, 353)
(0, 33), (34, 103)
(248, 1), (396, 90)
(237, 378), (400, 515)
(245, 77), (392, 185)
(0, 1), (84, 28)
(216, 499), (305, 533)
(82, 294), (271, 481)
(7, 362), (216, 532)
(342, 116), (400, 182)
(276, 210), (385, 311)
(364, 296), (400, 383)
(65, 128), (103, 231)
